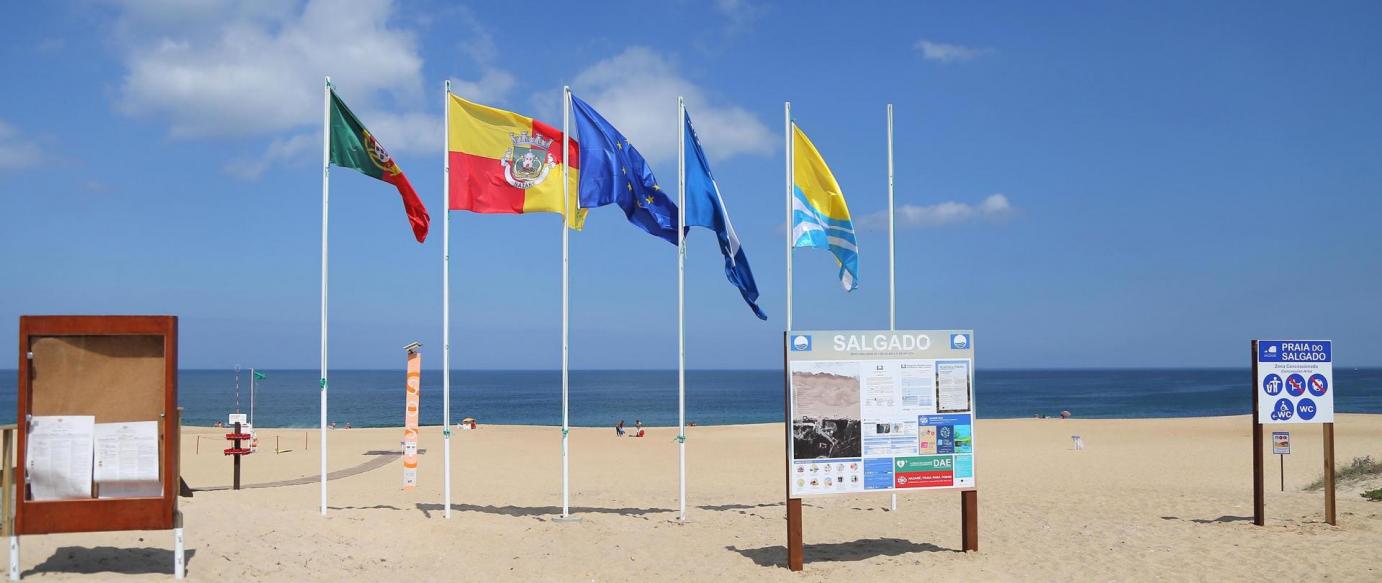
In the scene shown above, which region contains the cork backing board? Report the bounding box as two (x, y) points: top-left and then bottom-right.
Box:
(29, 335), (165, 423)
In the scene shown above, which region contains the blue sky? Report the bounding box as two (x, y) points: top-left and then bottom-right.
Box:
(2, 0), (1380, 369)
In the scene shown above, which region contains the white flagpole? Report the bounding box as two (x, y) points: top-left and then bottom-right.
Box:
(677, 96), (687, 522)
(442, 80), (453, 520)
(887, 103), (898, 512)
(561, 85), (572, 519)
(249, 368), (256, 428)
(319, 75), (331, 517)
(784, 102), (793, 330)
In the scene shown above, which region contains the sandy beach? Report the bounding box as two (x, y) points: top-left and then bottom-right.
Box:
(9, 415), (1381, 580)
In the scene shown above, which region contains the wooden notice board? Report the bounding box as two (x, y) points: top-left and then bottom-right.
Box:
(15, 315), (180, 535)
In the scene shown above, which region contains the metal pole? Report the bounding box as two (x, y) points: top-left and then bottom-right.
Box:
(784, 102), (793, 331)
(442, 80), (453, 520)
(249, 368), (256, 428)
(677, 96), (687, 523)
(319, 75), (331, 517)
(887, 103), (897, 513)
(561, 85), (572, 519)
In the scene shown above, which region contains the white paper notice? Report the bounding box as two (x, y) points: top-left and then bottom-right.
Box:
(936, 360), (973, 413)
(27, 415), (96, 500)
(94, 421), (159, 483)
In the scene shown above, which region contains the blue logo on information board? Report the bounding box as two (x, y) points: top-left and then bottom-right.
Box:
(1297, 398), (1318, 420)
(790, 335), (812, 351)
(1285, 374), (1306, 397)
(1270, 398), (1295, 421)
(950, 334), (970, 350)
(1258, 340), (1331, 363)
(1262, 374), (1283, 396)
(1307, 374), (1328, 397)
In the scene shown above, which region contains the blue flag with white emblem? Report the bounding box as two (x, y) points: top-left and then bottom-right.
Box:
(684, 108), (767, 320)
(571, 94), (679, 244)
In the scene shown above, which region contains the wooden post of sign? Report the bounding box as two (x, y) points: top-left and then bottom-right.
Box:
(783, 340), (804, 572)
(1251, 340), (1265, 526)
(961, 490), (978, 551)
(232, 422), (242, 490)
(1324, 422), (1336, 525)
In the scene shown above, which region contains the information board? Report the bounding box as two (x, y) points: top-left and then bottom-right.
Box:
(1256, 340), (1333, 424)
(787, 330), (975, 496)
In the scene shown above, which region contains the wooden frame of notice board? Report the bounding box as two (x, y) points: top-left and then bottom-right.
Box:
(12, 315), (184, 579)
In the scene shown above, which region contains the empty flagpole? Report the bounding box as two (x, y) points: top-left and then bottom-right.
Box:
(319, 75), (331, 517)
(442, 79), (453, 520)
(784, 102), (793, 330)
(887, 103), (898, 513)
(561, 85), (572, 519)
(677, 96), (687, 522)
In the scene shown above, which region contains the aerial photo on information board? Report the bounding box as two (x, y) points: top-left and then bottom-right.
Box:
(791, 361), (863, 459)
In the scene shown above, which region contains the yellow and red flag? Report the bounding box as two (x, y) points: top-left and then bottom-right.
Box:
(447, 93), (586, 228)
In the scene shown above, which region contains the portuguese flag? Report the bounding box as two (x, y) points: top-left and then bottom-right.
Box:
(447, 92), (586, 229)
(329, 89), (430, 242)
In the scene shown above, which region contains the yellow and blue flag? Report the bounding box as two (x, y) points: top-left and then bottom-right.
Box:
(571, 94), (678, 244)
(792, 124), (858, 291)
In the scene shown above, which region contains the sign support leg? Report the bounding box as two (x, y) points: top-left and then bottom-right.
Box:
(961, 490), (978, 552)
(1251, 341), (1265, 526)
(7, 536), (16, 581)
(173, 511), (184, 579)
(786, 498), (803, 571)
(1324, 422), (1336, 525)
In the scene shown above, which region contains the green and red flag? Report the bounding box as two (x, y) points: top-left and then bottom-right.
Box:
(328, 89), (430, 242)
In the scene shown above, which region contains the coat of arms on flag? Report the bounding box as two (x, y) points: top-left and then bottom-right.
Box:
(502, 132), (555, 189)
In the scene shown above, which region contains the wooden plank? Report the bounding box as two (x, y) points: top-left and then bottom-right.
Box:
(1252, 340), (1265, 526)
(783, 333), (804, 572)
(961, 490), (978, 552)
(1324, 422), (1336, 525)
(2, 427), (12, 537)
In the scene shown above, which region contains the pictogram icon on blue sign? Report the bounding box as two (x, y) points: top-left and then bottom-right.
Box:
(1285, 374), (1306, 397)
(1297, 398), (1318, 420)
(1270, 398), (1295, 421)
(1307, 374), (1328, 397)
(1262, 374), (1283, 396)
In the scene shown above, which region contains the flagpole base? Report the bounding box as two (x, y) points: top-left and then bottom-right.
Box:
(552, 515), (583, 523)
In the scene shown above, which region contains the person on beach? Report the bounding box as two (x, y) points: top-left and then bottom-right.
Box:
(616, 420), (625, 436)
(634, 420), (645, 438)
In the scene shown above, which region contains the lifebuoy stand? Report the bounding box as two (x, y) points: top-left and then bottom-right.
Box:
(12, 316), (186, 579)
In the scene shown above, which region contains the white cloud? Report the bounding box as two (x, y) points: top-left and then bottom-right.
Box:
(567, 47), (774, 164)
(114, 0), (424, 140)
(0, 120), (45, 171)
(450, 69), (516, 105)
(223, 132), (317, 180)
(715, 0), (766, 33)
(861, 194), (1015, 229)
(915, 39), (994, 63)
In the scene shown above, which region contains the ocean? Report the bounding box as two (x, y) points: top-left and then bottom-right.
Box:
(2, 368), (1381, 428)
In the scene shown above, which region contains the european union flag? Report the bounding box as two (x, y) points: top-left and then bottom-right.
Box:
(684, 108), (766, 320)
(571, 94), (679, 244)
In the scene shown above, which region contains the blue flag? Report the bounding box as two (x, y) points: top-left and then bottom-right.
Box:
(684, 109), (767, 320)
(571, 94), (678, 244)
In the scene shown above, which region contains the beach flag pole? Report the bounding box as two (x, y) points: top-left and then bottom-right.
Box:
(677, 96), (688, 522)
(442, 80), (453, 519)
(561, 85), (573, 520)
(783, 100), (804, 572)
(319, 75), (331, 517)
(784, 101), (793, 330)
(887, 104), (898, 513)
